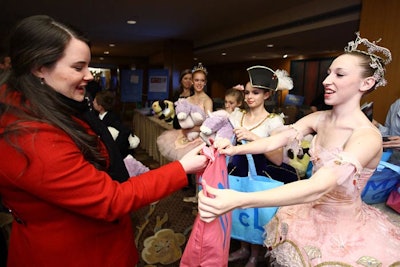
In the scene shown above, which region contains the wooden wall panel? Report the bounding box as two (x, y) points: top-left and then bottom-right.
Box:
(359, 0), (400, 123)
(303, 61), (319, 106)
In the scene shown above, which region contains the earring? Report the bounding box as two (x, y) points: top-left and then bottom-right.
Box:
(40, 78), (45, 85)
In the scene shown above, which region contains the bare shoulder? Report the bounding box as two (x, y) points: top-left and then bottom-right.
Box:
(346, 125), (382, 168)
(349, 123), (381, 145)
(292, 110), (325, 134)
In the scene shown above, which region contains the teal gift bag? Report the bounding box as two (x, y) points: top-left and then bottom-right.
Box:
(228, 153), (283, 245)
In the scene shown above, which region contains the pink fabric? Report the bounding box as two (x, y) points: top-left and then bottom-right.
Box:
(157, 129), (204, 161)
(180, 146), (231, 267)
(265, 136), (400, 266)
(387, 183), (400, 214)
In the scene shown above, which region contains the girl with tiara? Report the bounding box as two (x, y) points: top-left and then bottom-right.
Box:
(198, 33), (400, 266)
(157, 63), (212, 162)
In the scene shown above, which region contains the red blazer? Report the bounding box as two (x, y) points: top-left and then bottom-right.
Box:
(0, 113), (187, 266)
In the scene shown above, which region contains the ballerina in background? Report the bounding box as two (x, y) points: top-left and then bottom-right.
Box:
(157, 63), (212, 162)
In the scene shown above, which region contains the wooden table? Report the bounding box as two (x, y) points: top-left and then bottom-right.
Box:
(133, 109), (173, 166)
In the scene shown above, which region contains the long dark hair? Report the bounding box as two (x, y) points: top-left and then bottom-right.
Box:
(0, 15), (106, 171)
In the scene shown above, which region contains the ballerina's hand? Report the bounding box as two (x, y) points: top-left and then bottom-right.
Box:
(213, 138), (237, 156)
(198, 180), (238, 223)
(234, 127), (256, 142)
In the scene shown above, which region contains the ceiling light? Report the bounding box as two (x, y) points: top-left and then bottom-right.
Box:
(267, 44), (274, 48)
(283, 54), (288, 58)
(109, 44), (115, 47)
(99, 57), (104, 60)
(104, 51), (110, 55)
(126, 20), (137, 25)
(221, 52), (227, 56)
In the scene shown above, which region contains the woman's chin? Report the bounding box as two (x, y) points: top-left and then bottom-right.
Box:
(72, 94), (86, 102)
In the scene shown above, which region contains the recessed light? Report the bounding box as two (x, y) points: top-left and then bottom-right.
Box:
(221, 52), (227, 56)
(99, 57), (104, 60)
(267, 44), (274, 48)
(104, 51), (110, 55)
(109, 44), (115, 47)
(127, 20), (137, 25)
(283, 54), (288, 58)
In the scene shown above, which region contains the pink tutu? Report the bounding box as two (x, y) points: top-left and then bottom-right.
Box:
(264, 140), (400, 266)
(157, 129), (203, 161)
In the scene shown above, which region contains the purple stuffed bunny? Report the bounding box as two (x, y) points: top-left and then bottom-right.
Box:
(174, 98), (206, 141)
(199, 109), (234, 146)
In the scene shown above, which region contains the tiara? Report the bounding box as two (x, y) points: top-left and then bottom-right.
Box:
(344, 32), (392, 88)
(192, 62), (208, 75)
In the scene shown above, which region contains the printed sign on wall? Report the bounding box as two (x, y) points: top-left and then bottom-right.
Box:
(148, 69), (169, 101)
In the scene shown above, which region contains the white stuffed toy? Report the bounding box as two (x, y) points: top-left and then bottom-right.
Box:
(108, 126), (140, 149)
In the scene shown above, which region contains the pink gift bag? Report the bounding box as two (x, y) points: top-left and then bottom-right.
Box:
(180, 146), (231, 267)
(386, 183), (400, 214)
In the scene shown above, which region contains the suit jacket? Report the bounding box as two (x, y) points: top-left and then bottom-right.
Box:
(0, 113), (187, 267)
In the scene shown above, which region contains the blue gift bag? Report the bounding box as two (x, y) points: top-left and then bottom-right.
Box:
(228, 153), (283, 245)
(362, 160), (400, 204)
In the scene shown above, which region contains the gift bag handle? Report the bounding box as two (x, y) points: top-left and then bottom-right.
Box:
(241, 140), (259, 178)
(225, 140), (259, 179)
(377, 160), (400, 174)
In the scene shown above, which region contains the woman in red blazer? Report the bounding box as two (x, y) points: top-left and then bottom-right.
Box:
(0, 15), (207, 267)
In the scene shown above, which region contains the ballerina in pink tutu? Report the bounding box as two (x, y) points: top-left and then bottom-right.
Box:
(198, 33), (400, 266)
(157, 63), (212, 162)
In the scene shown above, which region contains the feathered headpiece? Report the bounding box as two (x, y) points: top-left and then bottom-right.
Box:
(247, 65), (293, 91)
(344, 32), (391, 88)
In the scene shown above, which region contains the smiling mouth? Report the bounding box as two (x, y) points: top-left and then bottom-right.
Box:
(325, 88), (335, 94)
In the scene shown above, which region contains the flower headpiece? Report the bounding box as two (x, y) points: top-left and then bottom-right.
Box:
(344, 32), (392, 88)
(232, 84), (244, 91)
(192, 62), (208, 75)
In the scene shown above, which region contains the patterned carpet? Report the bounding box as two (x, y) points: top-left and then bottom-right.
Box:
(131, 147), (197, 267)
(131, 190), (199, 266)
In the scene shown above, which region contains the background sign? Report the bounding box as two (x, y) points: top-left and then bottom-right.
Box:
(120, 69), (143, 102)
(148, 69), (169, 101)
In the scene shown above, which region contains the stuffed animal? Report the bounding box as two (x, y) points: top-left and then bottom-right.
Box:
(152, 100), (175, 124)
(107, 126), (140, 149)
(108, 126), (148, 176)
(283, 134), (313, 178)
(174, 98), (206, 141)
(199, 109), (234, 146)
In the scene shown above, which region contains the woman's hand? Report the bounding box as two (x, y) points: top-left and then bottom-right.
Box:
(383, 136), (400, 150)
(234, 127), (257, 142)
(198, 181), (239, 223)
(179, 143), (208, 173)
